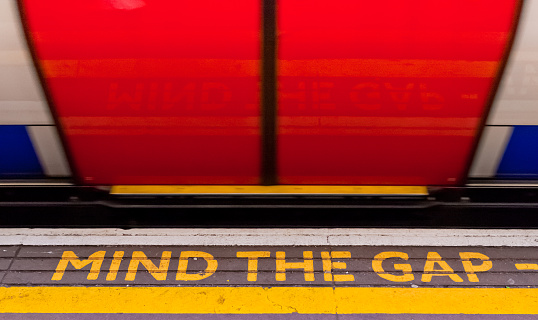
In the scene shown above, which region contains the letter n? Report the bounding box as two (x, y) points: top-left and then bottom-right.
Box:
(126, 251), (171, 281)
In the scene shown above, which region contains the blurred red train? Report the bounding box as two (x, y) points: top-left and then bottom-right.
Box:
(1, 0), (537, 190)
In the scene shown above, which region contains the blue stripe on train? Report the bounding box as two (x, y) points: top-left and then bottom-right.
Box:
(497, 126), (538, 179)
(0, 125), (43, 178)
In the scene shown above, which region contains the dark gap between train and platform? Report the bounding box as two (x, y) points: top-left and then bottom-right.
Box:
(1, 201), (538, 228)
(0, 185), (538, 228)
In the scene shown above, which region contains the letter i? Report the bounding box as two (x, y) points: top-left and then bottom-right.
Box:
(106, 251), (125, 281)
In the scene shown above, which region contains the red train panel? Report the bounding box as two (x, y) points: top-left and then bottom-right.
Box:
(278, 0), (520, 185)
(21, 0), (521, 186)
(22, 0), (261, 184)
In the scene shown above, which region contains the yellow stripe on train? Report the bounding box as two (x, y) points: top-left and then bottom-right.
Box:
(110, 185), (428, 196)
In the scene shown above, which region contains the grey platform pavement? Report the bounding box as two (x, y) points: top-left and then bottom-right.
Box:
(2, 228), (538, 319)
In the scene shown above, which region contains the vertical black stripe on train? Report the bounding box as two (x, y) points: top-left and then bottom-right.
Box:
(261, 0), (278, 185)
(461, 0), (525, 185)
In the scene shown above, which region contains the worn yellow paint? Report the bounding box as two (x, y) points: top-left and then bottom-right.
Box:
(276, 251), (315, 282)
(110, 185), (428, 195)
(0, 287), (333, 314)
(321, 251), (355, 282)
(126, 251), (171, 281)
(515, 263), (538, 270)
(421, 252), (464, 283)
(177, 251), (218, 281)
(372, 251), (414, 282)
(2, 287), (538, 314)
(335, 288), (538, 314)
(106, 251), (124, 281)
(459, 252), (492, 282)
(236, 251), (271, 282)
(51, 251), (105, 281)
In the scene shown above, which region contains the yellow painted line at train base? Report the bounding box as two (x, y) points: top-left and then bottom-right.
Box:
(110, 185), (428, 196)
(1, 287), (538, 314)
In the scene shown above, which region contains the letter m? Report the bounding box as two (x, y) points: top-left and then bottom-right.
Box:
(51, 251), (106, 281)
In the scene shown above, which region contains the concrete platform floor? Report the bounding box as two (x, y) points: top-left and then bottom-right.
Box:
(2, 228), (538, 319)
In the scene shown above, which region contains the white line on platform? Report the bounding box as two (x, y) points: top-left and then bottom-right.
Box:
(1, 229), (538, 246)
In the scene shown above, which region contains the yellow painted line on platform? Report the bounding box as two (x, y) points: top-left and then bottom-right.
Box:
(1, 287), (538, 314)
(515, 263), (538, 270)
(110, 185), (428, 196)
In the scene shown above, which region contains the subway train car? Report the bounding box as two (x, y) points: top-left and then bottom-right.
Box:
(1, 0), (537, 193)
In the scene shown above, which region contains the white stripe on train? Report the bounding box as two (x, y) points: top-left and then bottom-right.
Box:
(0, 0), (70, 177)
